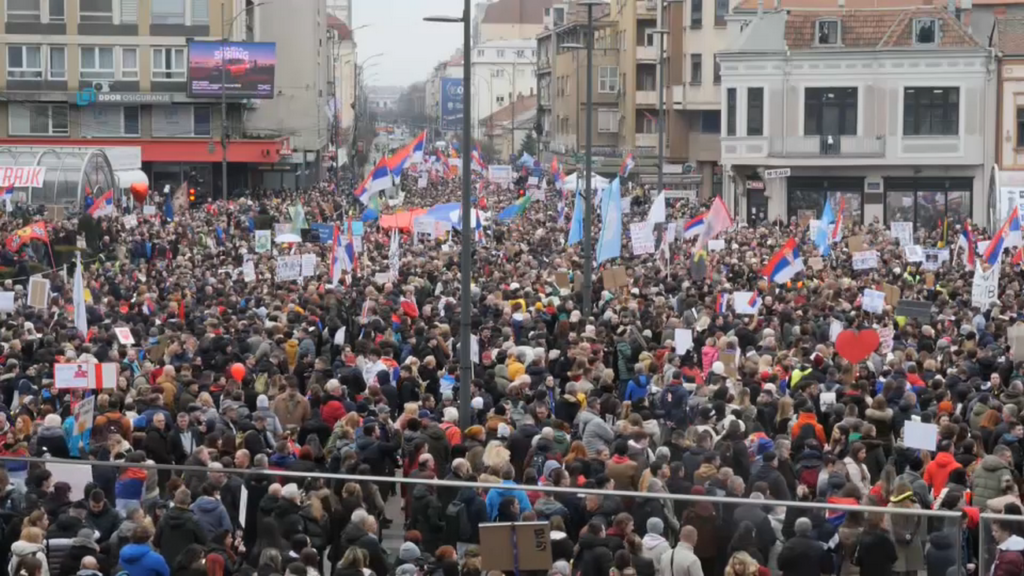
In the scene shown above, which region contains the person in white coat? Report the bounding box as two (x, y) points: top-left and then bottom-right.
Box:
(659, 526), (704, 576)
(9, 527), (48, 576)
(642, 518), (672, 575)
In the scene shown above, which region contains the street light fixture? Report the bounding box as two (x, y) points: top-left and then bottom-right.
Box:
(578, 0), (603, 316)
(424, 1), (474, 430)
(650, 28), (669, 199)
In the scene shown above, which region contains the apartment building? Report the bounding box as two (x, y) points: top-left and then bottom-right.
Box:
(479, 0), (554, 43)
(327, 15), (356, 159)
(718, 6), (996, 228)
(471, 38), (536, 143)
(0, 0), (327, 194)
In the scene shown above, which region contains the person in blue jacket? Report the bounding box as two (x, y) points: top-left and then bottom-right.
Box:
(624, 365), (651, 402)
(118, 525), (170, 576)
(484, 465), (533, 521)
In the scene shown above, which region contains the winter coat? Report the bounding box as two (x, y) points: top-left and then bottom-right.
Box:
(572, 534), (614, 576)
(971, 454), (1014, 511)
(658, 543), (703, 576)
(640, 533), (671, 570)
(485, 480), (533, 521)
(924, 529), (958, 576)
(154, 506), (207, 562)
(85, 502), (121, 543)
(271, 391), (310, 429)
(408, 484), (444, 555)
(336, 523), (389, 576)
(422, 424), (451, 474)
(189, 496), (233, 539)
(577, 410), (614, 457)
(34, 425), (70, 459)
(778, 535), (833, 576)
(888, 502), (925, 572)
(299, 505), (328, 552)
(271, 498), (304, 539)
(865, 407), (894, 450)
(923, 452), (962, 498)
(118, 543), (169, 576)
(749, 462), (791, 502)
(9, 541), (48, 576)
(854, 528), (897, 576)
(992, 535), (1024, 576)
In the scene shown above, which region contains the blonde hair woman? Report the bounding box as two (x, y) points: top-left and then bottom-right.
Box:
(483, 441), (511, 473)
(9, 527), (47, 576)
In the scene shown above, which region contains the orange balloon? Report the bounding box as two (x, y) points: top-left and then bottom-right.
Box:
(229, 363), (246, 382)
(129, 182), (148, 204)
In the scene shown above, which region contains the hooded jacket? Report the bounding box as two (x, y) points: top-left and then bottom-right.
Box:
(923, 452), (962, 498)
(154, 506), (206, 563)
(577, 410), (614, 457)
(992, 535), (1024, 576)
(971, 454), (1014, 510)
(189, 496), (233, 539)
(485, 480), (533, 521)
(640, 533), (671, 567)
(9, 540), (48, 576)
(118, 543), (169, 576)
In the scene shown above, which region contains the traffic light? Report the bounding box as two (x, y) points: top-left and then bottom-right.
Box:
(518, 189), (525, 198)
(189, 188), (196, 202)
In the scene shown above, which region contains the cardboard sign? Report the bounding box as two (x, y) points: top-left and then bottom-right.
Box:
(925, 273), (935, 288)
(602, 266), (629, 289)
(114, 327), (134, 345)
(904, 245), (924, 262)
(27, 276), (49, 309)
(921, 249), (949, 271)
(707, 239), (726, 252)
(479, 522), (552, 572)
(73, 396), (95, 436)
(971, 262), (1000, 311)
(301, 253), (316, 278)
(720, 350), (738, 378)
(630, 222), (655, 255)
(0, 292), (14, 313)
(904, 421), (938, 452)
(242, 260), (256, 282)
(54, 363), (90, 389)
(878, 326), (895, 355)
(862, 289), (885, 314)
(142, 205), (156, 216)
(554, 272), (570, 291)
(276, 255), (302, 282)
(882, 283), (901, 306)
(890, 221), (913, 246)
(848, 235), (866, 252)
(733, 291), (761, 315)
(808, 257), (824, 271)
(122, 214), (138, 229)
(851, 250), (879, 270)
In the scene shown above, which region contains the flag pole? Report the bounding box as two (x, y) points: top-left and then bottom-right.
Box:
(46, 237), (56, 272)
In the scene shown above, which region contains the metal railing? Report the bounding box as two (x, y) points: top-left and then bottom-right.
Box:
(3, 455), (1021, 571)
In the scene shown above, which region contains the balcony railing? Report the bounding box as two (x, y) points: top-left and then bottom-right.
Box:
(768, 135), (885, 158)
(636, 90), (657, 106)
(636, 133), (658, 147)
(636, 45), (657, 61)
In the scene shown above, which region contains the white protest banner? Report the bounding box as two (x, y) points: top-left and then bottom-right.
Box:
(829, 319), (843, 342)
(527, 176), (539, 187)
(879, 326), (895, 354)
(819, 392), (837, 412)
(142, 205), (157, 216)
(239, 485), (249, 528)
(674, 328), (693, 355)
(531, 187), (546, 201)
(904, 420), (938, 452)
(488, 165), (513, 184)
(254, 230), (271, 253)
(708, 239), (726, 252)
(54, 363), (90, 389)
(665, 223), (677, 245)
(921, 249), (949, 271)
(242, 260), (256, 282)
(904, 245), (924, 262)
(733, 291), (761, 315)
(851, 250), (879, 270)
(435, 220), (452, 238)
(971, 262), (1000, 310)
(890, 221), (913, 246)
(276, 255), (302, 282)
(27, 276), (49, 309)
(414, 217), (436, 238)
(417, 174), (427, 189)
(808, 219), (822, 238)
(630, 222), (655, 255)
(0, 292), (13, 313)
(114, 327), (134, 345)
(861, 288), (886, 314)
(373, 272), (392, 285)
(122, 215), (138, 229)
(301, 253), (317, 278)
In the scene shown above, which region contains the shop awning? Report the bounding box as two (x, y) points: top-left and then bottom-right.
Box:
(115, 169), (149, 190)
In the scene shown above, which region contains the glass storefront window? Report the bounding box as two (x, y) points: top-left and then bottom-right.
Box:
(883, 179), (972, 239)
(886, 191), (914, 223)
(916, 190), (944, 233)
(788, 187), (863, 224)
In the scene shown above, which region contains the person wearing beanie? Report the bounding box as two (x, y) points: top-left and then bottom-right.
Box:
(35, 413), (70, 459)
(641, 517), (671, 568)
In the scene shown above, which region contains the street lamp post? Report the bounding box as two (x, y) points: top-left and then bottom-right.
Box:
(425, 1), (473, 430)
(651, 28), (668, 200)
(580, 0), (601, 316)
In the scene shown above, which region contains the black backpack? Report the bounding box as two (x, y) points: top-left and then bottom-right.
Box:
(531, 451), (549, 479)
(444, 499), (472, 542)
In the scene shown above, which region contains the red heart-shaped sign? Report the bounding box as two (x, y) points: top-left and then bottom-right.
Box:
(835, 329), (881, 364)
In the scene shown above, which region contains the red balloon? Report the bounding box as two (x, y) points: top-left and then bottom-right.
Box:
(229, 363), (246, 382)
(129, 182), (148, 204)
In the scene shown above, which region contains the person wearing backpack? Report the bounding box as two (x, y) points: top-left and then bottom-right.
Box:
(624, 365), (651, 403)
(445, 477), (487, 557)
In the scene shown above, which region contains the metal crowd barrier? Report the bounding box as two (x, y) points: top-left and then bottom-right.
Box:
(1, 455), (1020, 572)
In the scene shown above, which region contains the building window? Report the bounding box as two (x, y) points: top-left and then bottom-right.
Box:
(492, 68), (504, 77)
(691, 0), (702, 28)
(726, 88), (736, 136)
(121, 0), (138, 23)
(690, 54), (702, 84)
(81, 105), (140, 137)
(700, 110), (721, 134)
(496, 95), (505, 106)
(48, 0), (64, 21)
(7, 45), (43, 79)
(194, 106), (212, 136)
(641, 113), (656, 134)
(804, 87), (858, 136)
(790, 186), (863, 226)
(80, 46), (114, 80)
(816, 19), (841, 45)
(79, 0), (113, 23)
(477, 50), (484, 58)
(713, 55), (721, 84)
(496, 50), (505, 58)
(152, 47), (186, 80)
(598, 66), (619, 93)
(9, 103), (68, 135)
(715, 0), (727, 26)
(192, 0), (209, 23)
(914, 18), (937, 45)
(515, 49), (525, 58)
(48, 46), (65, 79)
(151, 0), (185, 24)
(7, 0), (40, 22)
(747, 87), (764, 136)
(903, 87), (959, 136)
(598, 108), (618, 133)
(1017, 107), (1024, 147)
(884, 179), (971, 233)
(120, 47), (138, 80)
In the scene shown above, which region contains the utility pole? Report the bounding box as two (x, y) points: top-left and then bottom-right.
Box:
(582, 0), (597, 315)
(220, 2), (228, 201)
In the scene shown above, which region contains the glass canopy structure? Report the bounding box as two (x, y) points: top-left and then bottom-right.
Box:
(0, 147), (119, 207)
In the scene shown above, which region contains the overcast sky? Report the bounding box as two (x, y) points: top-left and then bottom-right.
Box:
(352, 0), (468, 88)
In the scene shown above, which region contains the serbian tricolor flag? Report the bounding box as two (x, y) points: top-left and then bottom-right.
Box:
(387, 140), (414, 178)
(88, 363), (118, 390)
(353, 173), (372, 205)
(762, 238), (805, 284)
(472, 143), (488, 174)
(748, 289), (760, 308)
(715, 293), (728, 314)
(683, 213), (707, 239)
(411, 130), (426, 164)
(1014, 246), (1024, 266)
(552, 158), (565, 188)
(983, 206), (1021, 266)
(87, 190), (115, 218)
(960, 223), (976, 268)
(619, 153), (635, 177)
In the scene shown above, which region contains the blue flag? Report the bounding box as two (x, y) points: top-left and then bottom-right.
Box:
(163, 196), (174, 222)
(568, 183), (584, 246)
(596, 177), (623, 264)
(815, 197), (836, 257)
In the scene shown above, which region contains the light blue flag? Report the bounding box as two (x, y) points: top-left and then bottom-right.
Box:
(815, 197), (836, 257)
(596, 177), (623, 264)
(568, 183), (585, 246)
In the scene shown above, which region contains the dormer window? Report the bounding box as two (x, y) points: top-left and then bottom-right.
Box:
(914, 18), (937, 45)
(816, 19), (841, 46)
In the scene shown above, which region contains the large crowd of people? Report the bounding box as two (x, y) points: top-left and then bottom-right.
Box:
(0, 146), (1020, 576)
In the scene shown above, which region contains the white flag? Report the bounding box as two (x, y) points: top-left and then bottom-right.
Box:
(647, 191), (666, 225)
(73, 252), (88, 338)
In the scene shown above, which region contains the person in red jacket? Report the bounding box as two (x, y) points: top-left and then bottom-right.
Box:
(924, 439), (963, 498)
(991, 517), (1024, 576)
(791, 405), (826, 446)
(321, 380), (347, 428)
